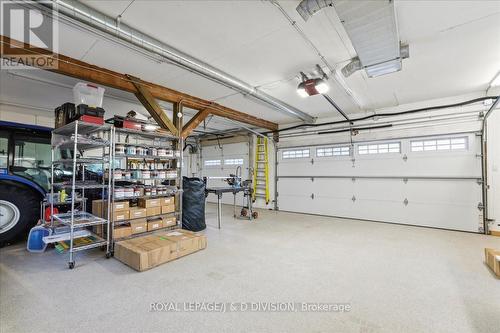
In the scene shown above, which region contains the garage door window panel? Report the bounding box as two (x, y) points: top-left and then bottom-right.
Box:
(358, 142), (401, 155)
(282, 149), (310, 159)
(411, 137), (468, 152)
(316, 146), (350, 157)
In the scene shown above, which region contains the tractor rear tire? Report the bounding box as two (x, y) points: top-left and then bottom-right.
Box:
(0, 183), (41, 244)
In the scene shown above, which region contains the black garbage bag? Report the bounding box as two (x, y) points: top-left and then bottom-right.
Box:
(182, 177), (206, 231)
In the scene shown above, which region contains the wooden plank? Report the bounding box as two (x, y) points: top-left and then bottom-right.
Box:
(181, 109), (210, 138)
(0, 35), (278, 132)
(126, 74), (178, 135)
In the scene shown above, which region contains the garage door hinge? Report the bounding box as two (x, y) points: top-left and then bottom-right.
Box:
(478, 202), (484, 211)
(311, 159), (314, 165)
(352, 195), (356, 202)
(476, 179), (483, 185)
(403, 178), (408, 183)
(475, 154), (483, 158)
(311, 193), (315, 200)
(402, 154), (408, 162)
(311, 177), (314, 182)
(403, 198), (409, 206)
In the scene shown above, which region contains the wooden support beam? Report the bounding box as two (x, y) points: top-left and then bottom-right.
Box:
(0, 35), (278, 132)
(126, 74), (178, 135)
(181, 109), (210, 138)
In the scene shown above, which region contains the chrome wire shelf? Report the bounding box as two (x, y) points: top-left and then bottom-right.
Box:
(53, 121), (110, 136)
(113, 154), (179, 160)
(114, 127), (176, 139)
(53, 157), (106, 165)
(53, 182), (106, 189)
(53, 212), (107, 227)
(112, 193), (178, 202)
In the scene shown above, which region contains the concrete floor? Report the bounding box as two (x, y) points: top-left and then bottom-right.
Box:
(1, 203), (499, 333)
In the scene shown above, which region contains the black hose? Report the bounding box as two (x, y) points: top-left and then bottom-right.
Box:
(183, 143), (195, 152)
(317, 124), (393, 135)
(267, 96), (498, 134)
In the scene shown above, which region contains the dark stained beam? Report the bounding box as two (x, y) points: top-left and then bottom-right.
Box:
(0, 35), (279, 132)
(181, 109), (210, 138)
(126, 74), (178, 135)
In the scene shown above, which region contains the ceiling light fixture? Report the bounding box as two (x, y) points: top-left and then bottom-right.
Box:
(297, 65), (330, 98)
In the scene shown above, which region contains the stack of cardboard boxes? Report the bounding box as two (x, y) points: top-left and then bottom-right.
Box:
(485, 248), (500, 278)
(92, 196), (177, 240)
(114, 229), (207, 271)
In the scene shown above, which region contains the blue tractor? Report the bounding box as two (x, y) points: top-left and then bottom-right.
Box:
(0, 121), (53, 244)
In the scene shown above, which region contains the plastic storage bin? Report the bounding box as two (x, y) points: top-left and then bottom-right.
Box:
(73, 82), (105, 108)
(27, 225), (52, 253)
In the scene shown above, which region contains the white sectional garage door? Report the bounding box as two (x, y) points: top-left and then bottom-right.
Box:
(277, 133), (483, 232)
(201, 142), (250, 205)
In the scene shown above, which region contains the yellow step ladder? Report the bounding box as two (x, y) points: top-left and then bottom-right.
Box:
(253, 137), (270, 204)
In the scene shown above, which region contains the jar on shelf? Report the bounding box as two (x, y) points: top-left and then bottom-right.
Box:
(126, 146), (136, 155)
(174, 150), (181, 158)
(151, 187), (157, 196)
(157, 148), (167, 156)
(148, 147), (158, 156)
(114, 169), (123, 180)
(134, 186), (143, 197)
(144, 186), (152, 196)
(124, 186), (134, 198)
(131, 169), (142, 179)
(151, 170), (158, 179)
(157, 185), (166, 195)
(123, 171), (131, 180)
(114, 187), (124, 199)
(115, 144), (125, 155)
(167, 170), (177, 179)
(158, 170), (166, 179)
(164, 149), (174, 158)
(142, 170), (151, 179)
(136, 146), (146, 156)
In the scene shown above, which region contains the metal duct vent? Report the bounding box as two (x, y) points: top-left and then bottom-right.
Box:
(335, 0), (407, 78)
(35, 0), (315, 123)
(296, 0), (334, 22)
(296, 0), (409, 78)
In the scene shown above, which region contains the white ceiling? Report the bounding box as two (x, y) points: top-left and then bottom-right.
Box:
(4, 0), (500, 130)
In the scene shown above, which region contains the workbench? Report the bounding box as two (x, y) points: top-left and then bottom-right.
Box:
(205, 186), (252, 229)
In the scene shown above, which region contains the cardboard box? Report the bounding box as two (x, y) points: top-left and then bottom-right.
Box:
(114, 229), (207, 271)
(139, 198), (161, 208)
(491, 230), (500, 237)
(484, 248), (500, 278)
(162, 215), (177, 227)
(112, 210), (130, 223)
(113, 226), (132, 239)
(160, 196), (175, 206)
(161, 204), (175, 214)
(130, 218), (148, 234)
(129, 207), (147, 219)
(92, 200), (129, 216)
(147, 206), (161, 217)
(147, 218), (163, 231)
